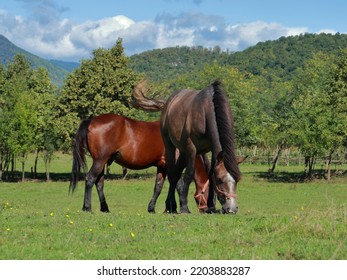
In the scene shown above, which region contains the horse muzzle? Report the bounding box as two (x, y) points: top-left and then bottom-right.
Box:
(222, 198), (238, 214)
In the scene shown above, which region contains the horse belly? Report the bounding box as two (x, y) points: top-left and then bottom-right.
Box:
(114, 143), (164, 170)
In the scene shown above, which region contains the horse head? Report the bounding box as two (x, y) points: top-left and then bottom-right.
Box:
(214, 151), (238, 214)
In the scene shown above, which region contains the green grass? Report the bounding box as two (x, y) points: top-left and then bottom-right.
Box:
(0, 154), (346, 260)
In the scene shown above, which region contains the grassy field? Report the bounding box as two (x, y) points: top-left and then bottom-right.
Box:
(0, 153), (346, 260)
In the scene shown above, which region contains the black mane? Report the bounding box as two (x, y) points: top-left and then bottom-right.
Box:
(211, 80), (241, 182)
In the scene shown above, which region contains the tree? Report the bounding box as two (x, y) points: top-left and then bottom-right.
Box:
(0, 55), (57, 181)
(0, 64), (8, 180)
(289, 52), (346, 179)
(28, 67), (58, 180)
(324, 49), (347, 178)
(262, 78), (293, 174)
(57, 39), (140, 150)
(10, 90), (39, 181)
(0, 55), (34, 180)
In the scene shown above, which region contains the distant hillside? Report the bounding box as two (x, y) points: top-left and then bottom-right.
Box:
(226, 33), (347, 79)
(49, 59), (80, 72)
(3, 33), (347, 86)
(129, 45), (231, 81)
(129, 33), (347, 81)
(0, 34), (77, 86)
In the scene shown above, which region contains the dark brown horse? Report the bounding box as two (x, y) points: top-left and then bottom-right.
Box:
(133, 80), (241, 214)
(69, 113), (213, 213)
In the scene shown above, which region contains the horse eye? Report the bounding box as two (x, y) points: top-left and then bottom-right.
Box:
(217, 178), (223, 185)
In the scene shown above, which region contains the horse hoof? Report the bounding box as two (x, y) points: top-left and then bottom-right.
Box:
(148, 205), (156, 213)
(180, 208), (191, 214)
(205, 208), (221, 214)
(164, 209), (178, 214)
(199, 208), (208, 214)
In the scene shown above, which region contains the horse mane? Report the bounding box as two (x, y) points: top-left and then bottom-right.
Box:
(211, 80), (241, 182)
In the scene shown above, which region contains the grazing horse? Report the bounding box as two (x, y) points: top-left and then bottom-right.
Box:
(188, 155), (247, 211)
(69, 113), (213, 213)
(132, 80), (241, 214)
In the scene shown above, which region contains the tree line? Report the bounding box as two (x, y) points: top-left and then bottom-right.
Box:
(0, 38), (346, 181)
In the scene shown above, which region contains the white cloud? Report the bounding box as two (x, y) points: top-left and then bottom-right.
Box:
(0, 10), (310, 62)
(70, 16), (135, 49)
(225, 21), (308, 50)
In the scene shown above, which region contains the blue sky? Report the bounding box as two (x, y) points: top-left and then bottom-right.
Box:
(0, 0), (346, 62)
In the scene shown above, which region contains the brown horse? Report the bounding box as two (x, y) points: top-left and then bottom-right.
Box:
(69, 113), (213, 213)
(191, 155), (247, 211)
(132, 80), (241, 214)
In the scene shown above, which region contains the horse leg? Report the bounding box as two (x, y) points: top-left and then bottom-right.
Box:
(165, 147), (185, 213)
(95, 170), (110, 212)
(206, 174), (219, 213)
(176, 146), (196, 213)
(193, 154), (210, 212)
(82, 172), (95, 212)
(147, 167), (166, 213)
(82, 161), (105, 212)
(176, 172), (192, 213)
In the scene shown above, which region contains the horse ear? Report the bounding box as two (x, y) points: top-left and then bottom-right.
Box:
(217, 151), (224, 163)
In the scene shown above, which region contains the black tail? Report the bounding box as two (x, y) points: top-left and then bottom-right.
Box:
(69, 119), (91, 194)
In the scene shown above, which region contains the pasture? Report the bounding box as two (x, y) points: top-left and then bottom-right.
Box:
(0, 153), (346, 260)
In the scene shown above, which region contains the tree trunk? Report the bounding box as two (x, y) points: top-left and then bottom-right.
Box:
(10, 156), (15, 180)
(34, 150), (39, 179)
(305, 156), (315, 180)
(44, 151), (52, 181)
(0, 157), (3, 181)
(45, 159), (51, 181)
(21, 161), (25, 182)
(11, 156), (15, 173)
(325, 153), (333, 180)
(269, 142), (284, 175)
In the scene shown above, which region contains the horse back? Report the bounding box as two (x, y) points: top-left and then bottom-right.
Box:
(161, 89), (213, 153)
(87, 114), (165, 169)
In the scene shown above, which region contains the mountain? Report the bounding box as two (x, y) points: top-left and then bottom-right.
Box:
(2, 33), (347, 87)
(129, 33), (347, 81)
(225, 33), (347, 80)
(49, 59), (80, 72)
(0, 34), (78, 86)
(129, 45), (231, 81)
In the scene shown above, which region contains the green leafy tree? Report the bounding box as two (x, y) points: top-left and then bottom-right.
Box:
(261, 78), (293, 173)
(10, 90), (39, 181)
(324, 49), (347, 178)
(0, 55), (34, 180)
(0, 64), (8, 179)
(57, 39), (140, 150)
(0, 55), (57, 181)
(28, 67), (58, 180)
(289, 52), (346, 178)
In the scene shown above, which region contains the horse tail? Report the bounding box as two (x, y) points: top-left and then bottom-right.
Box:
(131, 79), (166, 111)
(211, 80), (242, 182)
(69, 119), (91, 194)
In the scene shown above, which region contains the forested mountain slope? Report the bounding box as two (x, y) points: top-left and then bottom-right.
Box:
(0, 34), (77, 86)
(129, 33), (347, 81)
